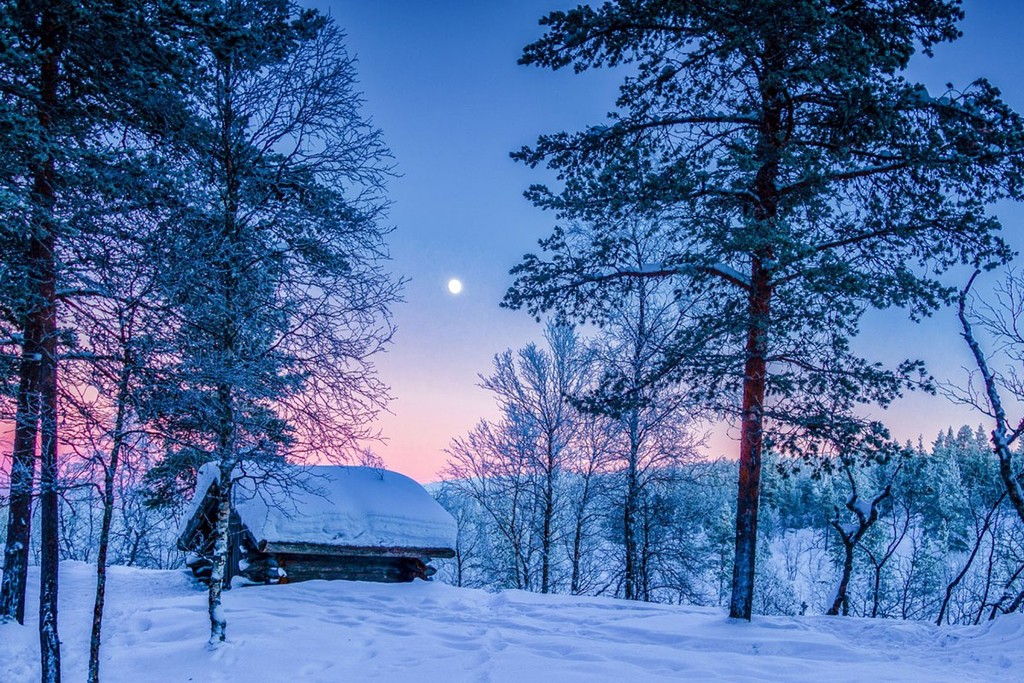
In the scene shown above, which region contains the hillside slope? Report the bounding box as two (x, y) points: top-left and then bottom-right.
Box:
(1, 562), (1022, 682)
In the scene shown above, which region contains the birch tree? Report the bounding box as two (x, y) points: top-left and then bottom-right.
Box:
(144, 0), (397, 646)
(576, 224), (703, 600)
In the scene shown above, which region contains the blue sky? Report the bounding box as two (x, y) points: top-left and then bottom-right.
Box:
(311, 0), (1024, 481)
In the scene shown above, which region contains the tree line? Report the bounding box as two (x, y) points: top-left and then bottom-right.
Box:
(436, 319), (1024, 624)
(0, 1), (398, 681)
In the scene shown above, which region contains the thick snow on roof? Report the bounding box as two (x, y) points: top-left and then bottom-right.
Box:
(193, 463), (457, 550)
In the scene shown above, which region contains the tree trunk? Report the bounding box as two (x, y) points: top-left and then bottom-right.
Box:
(206, 47), (240, 646)
(729, 259), (770, 620)
(34, 4), (62, 679)
(540, 436), (554, 594)
(88, 355), (133, 683)
(570, 513), (583, 595)
(729, 37), (782, 619)
(937, 495), (1003, 625)
(208, 467), (232, 646)
(827, 539), (855, 616)
(623, 295), (645, 601)
(0, 330), (41, 624)
(623, 433), (639, 600)
(640, 501), (652, 602)
(37, 199), (60, 683)
(871, 566), (883, 618)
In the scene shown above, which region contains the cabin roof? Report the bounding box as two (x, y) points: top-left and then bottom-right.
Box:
(186, 463), (457, 552)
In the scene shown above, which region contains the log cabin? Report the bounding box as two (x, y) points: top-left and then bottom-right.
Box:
(177, 463), (457, 585)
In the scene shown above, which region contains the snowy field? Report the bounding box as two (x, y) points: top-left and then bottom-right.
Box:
(2, 562), (1023, 682)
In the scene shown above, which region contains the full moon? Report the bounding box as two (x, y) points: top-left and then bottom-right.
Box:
(447, 278), (463, 295)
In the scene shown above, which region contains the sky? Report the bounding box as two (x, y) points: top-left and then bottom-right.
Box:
(305, 0), (1024, 483)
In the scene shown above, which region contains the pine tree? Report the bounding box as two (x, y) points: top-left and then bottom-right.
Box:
(0, 3), (195, 679)
(505, 0), (1024, 619)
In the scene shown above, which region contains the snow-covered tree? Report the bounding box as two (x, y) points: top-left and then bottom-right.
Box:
(61, 198), (184, 681)
(445, 415), (544, 590)
(0, 2), (194, 679)
(506, 0), (1024, 619)
(446, 322), (593, 593)
(576, 225), (704, 600)
(141, 0), (398, 646)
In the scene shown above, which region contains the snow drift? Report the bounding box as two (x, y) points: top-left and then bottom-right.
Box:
(2, 562), (1023, 682)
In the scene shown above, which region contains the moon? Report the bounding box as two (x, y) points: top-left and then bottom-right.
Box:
(447, 278), (463, 295)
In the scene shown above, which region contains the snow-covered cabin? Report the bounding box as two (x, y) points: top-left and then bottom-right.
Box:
(177, 463), (457, 585)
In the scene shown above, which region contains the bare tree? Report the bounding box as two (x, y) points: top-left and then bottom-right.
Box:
(955, 270), (1024, 528)
(444, 417), (540, 589)
(827, 460), (900, 616)
(563, 410), (614, 595)
(863, 491), (912, 619)
(479, 323), (592, 593)
(59, 206), (172, 681)
(578, 237), (704, 601)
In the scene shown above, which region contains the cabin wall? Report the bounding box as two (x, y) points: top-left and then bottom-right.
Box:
(180, 482), (449, 586)
(270, 552), (425, 585)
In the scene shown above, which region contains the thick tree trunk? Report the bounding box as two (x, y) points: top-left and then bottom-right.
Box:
(729, 36), (783, 619)
(729, 260), (770, 620)
(34, 5), (62, 680)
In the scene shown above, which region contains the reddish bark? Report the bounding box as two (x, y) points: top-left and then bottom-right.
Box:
(729, 260), (770, 620)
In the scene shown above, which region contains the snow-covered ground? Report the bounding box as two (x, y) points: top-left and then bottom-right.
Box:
(2, 562), (1022, 682)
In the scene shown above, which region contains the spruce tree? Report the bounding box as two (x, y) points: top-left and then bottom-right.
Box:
(506, 0), (1024, 619)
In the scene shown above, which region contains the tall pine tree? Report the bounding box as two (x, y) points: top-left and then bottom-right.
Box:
(506, 0), (1024, 619)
